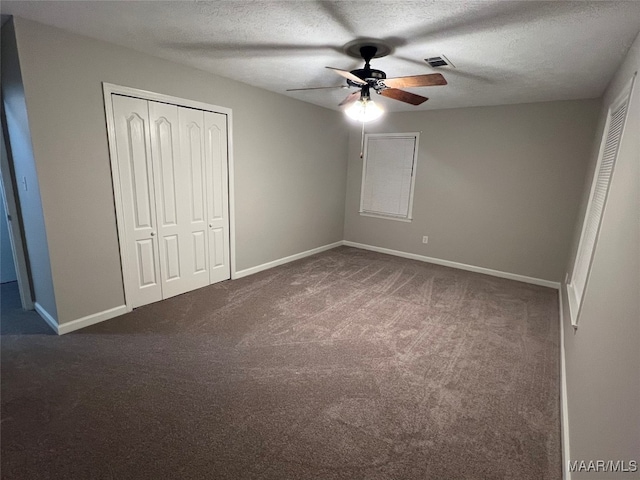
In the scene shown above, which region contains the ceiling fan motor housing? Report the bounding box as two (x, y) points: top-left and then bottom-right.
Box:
(348, 68), (386, 87)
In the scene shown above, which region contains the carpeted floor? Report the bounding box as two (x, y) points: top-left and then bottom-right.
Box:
(1, 246), (561, 479)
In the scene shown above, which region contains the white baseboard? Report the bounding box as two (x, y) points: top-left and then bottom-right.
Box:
(233, 241), (343, 279)
(57, 305), (128, 335)
(34, 302), (59, 334)
(36, 241), (559, 334)
(36, 241), (341, 333)
(342, 241), (561, 289)
(559, 287), (572, 480)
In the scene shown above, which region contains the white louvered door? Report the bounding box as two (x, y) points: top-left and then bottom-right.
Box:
(572, 98), (628, 298)
(567, 76), (633, 323)
(111, 95), (230, 308)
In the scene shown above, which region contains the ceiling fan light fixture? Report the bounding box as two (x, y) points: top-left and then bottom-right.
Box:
(345, 97), (383, 122)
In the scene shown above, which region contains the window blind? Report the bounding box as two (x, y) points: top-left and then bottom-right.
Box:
(360, 135), (418, 219)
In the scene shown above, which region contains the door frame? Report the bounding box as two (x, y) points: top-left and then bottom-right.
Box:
(0, 110), (34, 309)
(102, 83), (237, 312)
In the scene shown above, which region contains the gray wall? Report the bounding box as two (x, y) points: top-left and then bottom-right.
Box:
(1, 19), (56, 316)
(561, 31), (640, 479)
(344, 100), (600, 282)
(10, 17), (348, 325)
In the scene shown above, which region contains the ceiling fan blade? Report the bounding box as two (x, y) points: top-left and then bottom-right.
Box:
(383, 73), (447, 89)
(286, 85), (349, 92)
(338, 91), (361, 107)
(380, 89), (429, 105)
(326, 67), (366, 86)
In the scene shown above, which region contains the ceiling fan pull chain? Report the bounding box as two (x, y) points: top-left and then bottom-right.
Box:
(360, 121), (365, 159)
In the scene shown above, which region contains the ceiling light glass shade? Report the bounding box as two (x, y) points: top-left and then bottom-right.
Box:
(345, 98), (383, 122)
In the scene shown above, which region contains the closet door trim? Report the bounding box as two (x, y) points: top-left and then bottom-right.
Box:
(103, 83), (236, 312)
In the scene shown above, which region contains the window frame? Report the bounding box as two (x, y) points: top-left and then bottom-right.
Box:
(359, 132), (420, 222)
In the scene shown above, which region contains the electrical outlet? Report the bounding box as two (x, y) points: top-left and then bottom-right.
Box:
(422, 236), (428, 244)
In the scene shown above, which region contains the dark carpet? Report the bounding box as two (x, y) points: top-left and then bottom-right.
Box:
(1, 247), (561, 479)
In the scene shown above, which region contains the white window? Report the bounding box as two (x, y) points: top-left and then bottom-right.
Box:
(567, 77), (634, 326)
(359, 133), (419, 221)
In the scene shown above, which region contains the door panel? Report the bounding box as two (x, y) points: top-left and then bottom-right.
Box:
(211, 227), (225, 268)
(112, 95), (162, 308)
(179, 107), (210, 290)
(204, 112), (231, 283)
(149, 101), (187, 299)
(192, 230), (207, 273)
(155, 119), (178, 226)
(127, 114), (154, 229)
(186, 121), (206, 223)
(163, 235), (180, 280)
(137, 239), (158, 286)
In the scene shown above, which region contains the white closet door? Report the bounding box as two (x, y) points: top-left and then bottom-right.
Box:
(204, 111), (231, 283)
(110, 93), (231, 309)
(148, 101), (188, 299)
(178, 107), (211, 291)
(112, 95), (162, 308)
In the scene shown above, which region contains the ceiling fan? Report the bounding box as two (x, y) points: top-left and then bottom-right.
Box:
(287, 39), (448, 120)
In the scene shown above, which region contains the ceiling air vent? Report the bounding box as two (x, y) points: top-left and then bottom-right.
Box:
(425, 55), (454, 68)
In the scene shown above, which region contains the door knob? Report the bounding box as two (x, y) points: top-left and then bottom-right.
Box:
(150, 232), (156, 237)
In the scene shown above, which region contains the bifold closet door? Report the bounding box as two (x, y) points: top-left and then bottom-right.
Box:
(112, 95), (163, 308)
(173, 105), (211, 294)
(204, 111), (230, 284)
(149, 101), (209, 299)
(112, 95), (231, 309)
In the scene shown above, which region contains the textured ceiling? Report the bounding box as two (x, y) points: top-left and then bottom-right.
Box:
(2, 1), (640, 112)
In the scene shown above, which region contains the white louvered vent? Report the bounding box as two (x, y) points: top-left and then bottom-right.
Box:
(568, 77), (634, 325)
(425, 55), (454, 68)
